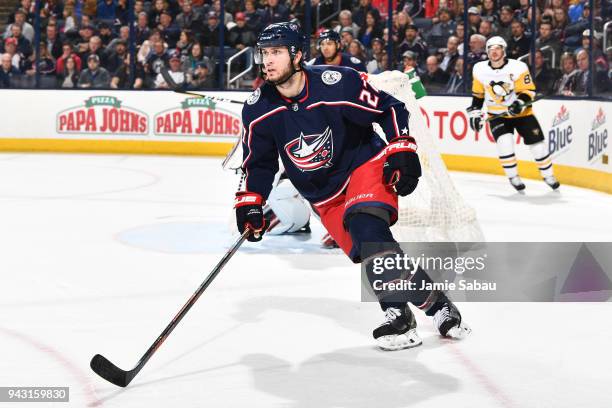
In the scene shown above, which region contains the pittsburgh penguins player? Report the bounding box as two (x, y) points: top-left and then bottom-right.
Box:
(467, 36), (560, 192)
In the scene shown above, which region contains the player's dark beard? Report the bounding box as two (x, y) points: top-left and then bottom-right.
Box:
(265, 62), (302, 86)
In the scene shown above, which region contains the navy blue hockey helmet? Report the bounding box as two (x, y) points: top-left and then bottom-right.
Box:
(317, 29), (341, 49)
(254, 22), (307, 65)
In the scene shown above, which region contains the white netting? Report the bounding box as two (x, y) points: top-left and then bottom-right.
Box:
(367, 70), (485, 242)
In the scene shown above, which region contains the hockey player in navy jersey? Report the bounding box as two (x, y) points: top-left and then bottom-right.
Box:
(310, 29), (367, 72)
(234, 22), (470, 350)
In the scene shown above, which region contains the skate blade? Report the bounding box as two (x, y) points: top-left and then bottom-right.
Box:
(445, 322), (472, 339)
(376, 329), (423, 351)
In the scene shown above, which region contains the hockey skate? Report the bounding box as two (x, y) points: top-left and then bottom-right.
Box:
(373, 305), (422, 351)
(544, 176), (560, 190)
(509, 176), (526, 192)
(433, 301), (471, 339)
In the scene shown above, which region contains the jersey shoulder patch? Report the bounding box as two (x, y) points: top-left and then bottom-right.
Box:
(350, 56), (362, 64)
(246, 87), (261, 105)
(321, 69), (342, 85)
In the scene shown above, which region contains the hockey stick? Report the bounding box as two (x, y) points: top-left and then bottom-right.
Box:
(159, 67), (246, 105)
(90, 229), (250, 387)
(486, 94), (545, 121)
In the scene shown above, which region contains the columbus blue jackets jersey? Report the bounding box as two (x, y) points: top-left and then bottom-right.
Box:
(313, 53), (367, 72)
(241, 65), (411, 204)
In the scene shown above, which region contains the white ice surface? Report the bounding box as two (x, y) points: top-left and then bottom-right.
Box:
(0, 153), (611, 408)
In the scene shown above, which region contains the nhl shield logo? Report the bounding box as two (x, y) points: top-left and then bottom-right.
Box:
(284, 127), (334, 171)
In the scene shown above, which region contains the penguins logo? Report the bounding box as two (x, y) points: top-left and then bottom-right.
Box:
(488, 80), (513, 103)
(284, 127), (334, 171)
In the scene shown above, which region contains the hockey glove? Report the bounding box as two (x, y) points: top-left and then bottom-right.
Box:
(467, 107), (483, 132)
(383, 136), (422, 196)
(508, 99), (526, 116)
(235, 192), (266, 242)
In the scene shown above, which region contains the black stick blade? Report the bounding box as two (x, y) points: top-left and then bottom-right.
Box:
(90, 354), (132, 387)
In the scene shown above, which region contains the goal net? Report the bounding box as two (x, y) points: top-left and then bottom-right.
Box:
(367, 70), (484, 242)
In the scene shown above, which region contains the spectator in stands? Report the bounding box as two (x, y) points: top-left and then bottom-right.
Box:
(7, 24), (32, 58)
(340, 27), (355, 49)
(348, 39), (367, 63)
(62, 5), (77, 32)
(157, 10), (180, 48)
(507, 19), (530, 59)
(358, 11), (383, 48)
(467, 7), (481, 36)
(568, 0), (586, 23)
(144, 40), (168, 85)
(439, 35), (460, 74)
(515, 0), (530, 22)
(367, 36), (384, 60)
(176, 30), (195, 57)
(262, 0), (289, 27)
(422, 55), (450, 92)
(176, 0), (203, 32)
(211, 0), (233, 25)
(188, 60), (215, 89)
(478, 20), (494, 40)
(552, 7), (569, 38)
(44, 23), (63, 59)
(7, 0), (35, 26)
(466, 34), (487, 69)
(0, 53), (21, 88)
(155, 51), (185, 89)
(393, 11), (411, 44)
(81, 36), (107, 67)
(78, 54), (111, 88)
(228, 12), (257, 49)
(335, 10), (360, 38)
(134, 0), (145, 16)
(398, 24), (427, 68)
(555, 52), (580, 95)
(427, 7), (456, 49)
(200, 12), (228, 47)
(148, 0), (169, 29)
(182, 42), (209, 78)
(366, 49), (388, 74)
(4, 9), (34, 43)
(287, 0), (305, 25)
(535, 21), (562, 68)
(481, 0), (498, 23)
(108, 26), (130, 51)
(111, 55), (145, 89)
(116, 0), (130, 25)
(532, 49), (557, 96)
(106, 39), (128, 74)
(497, 6), (514, 41)
(563, 4), (590, 48)
(98, 22), (116, 46)
(575, 49), (609, 95)
(1, 37), (25, 72)
(56, 42), (82, 74)
(455, 21), (465, 54)
(135, 12), (151, 46)
(353, 0), (379, 29)
(97, 0), (117, 22)
(445, 57), (465, 94)
(401, 50), (419, 74)
(578, 30), (608, 71)
(24, 42), (55, 78)
(57, 55), (80, 88)
(244, 0), (265, 33)
(76, 25), (96, 55)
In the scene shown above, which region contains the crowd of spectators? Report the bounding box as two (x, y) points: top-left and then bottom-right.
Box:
(0, 0), (610, 96)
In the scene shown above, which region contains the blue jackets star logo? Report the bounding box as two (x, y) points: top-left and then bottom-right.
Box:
(284, 127), (334, 171)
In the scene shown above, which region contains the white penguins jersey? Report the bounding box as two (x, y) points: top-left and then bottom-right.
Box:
(472, 58), (536, 118)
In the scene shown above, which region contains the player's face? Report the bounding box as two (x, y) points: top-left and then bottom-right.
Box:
(261, 46), (293, 83)
(487, 45), (504, 62)
(320, 40), (338, 60)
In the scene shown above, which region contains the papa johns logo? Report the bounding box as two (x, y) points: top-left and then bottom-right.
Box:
(284, 127), (333, 171)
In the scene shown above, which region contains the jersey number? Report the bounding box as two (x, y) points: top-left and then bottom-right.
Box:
(359, 89), (379, 108)
(524, 74), (532, 84)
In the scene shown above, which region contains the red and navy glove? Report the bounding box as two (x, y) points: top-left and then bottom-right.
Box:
(383, 136), (421, 196)
(234, 192), (266, 242)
